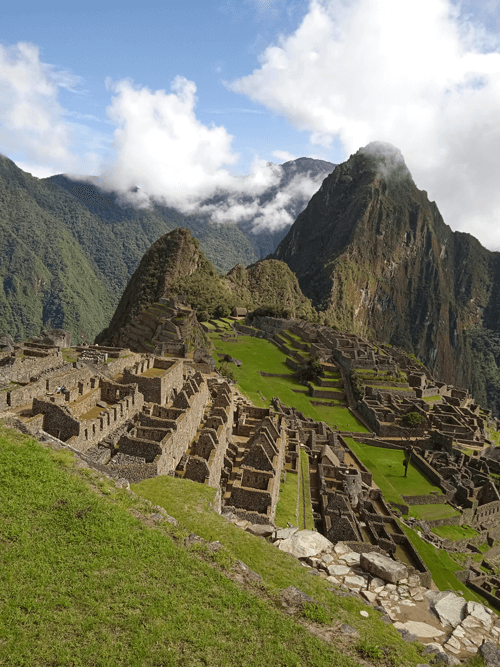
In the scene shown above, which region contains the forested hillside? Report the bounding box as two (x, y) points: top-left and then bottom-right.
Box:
(0, 154), (333, 343)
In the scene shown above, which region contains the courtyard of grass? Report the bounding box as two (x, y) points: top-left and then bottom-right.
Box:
(345, 439), (444, 504)
(210, 333), (368, 433)
(345, 440), (460, 522)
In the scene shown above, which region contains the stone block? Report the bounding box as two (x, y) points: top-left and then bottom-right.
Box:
(246, 523), (274, 538)
(430, 591), (467, 628)
(273, 526), (298, 541)
(480, 641), (500, 667)
(327, 564), (351, 576)
(360, 552), (408, 583)
(278, 530), (334, 560)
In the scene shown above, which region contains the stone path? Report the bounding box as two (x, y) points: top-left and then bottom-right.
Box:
(227, 518), (500, 665)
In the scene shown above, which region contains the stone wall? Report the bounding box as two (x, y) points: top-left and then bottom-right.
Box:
(117, 373), (209, 476)
(474, 499), (500, 528)
(402, 494), (447, 505)
(33, 380), (144, 453)
(123, 358), (183, 405)
(184, 382), (233, 488)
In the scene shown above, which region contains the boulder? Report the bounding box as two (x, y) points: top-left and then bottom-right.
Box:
(394, 622), (445, 640)
(278, 530), (334, 559)
(433, 653), (460, 666)
(344, 575), (367, 588)
(397, 628), (419, 643)
(279, 586), (317, 608)
(274, 526), (298, 541)
(467, 601), (493, 626)
(430, 591), (467, 628)
(246, 523), (274, 538)
(339, 551), (361, 565)
(480, 641), (500, 667)
(340, 624), (359, 637)
(326, 564), (350, 576)
(360, 552), (408, 583)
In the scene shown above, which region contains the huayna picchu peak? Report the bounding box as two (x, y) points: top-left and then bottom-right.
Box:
(272, 141), (500, 420)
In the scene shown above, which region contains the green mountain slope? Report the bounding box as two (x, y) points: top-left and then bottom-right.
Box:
(272, 142), (500, 417)
(0, 154), (333, 342)
(0, 157), (115, 342)
(97, 228), (317, 345)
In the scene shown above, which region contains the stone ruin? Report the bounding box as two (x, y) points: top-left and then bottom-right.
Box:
(110, 297), (199, 355)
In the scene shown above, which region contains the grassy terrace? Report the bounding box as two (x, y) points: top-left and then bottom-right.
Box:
(309, 381), (344, 394)
(401, 525), (484, 603)
(210, 333), (368, 433)
(275, 469), (299, 528)
(0, 423), (435, 667)
(300, 449), (315, 531)
(432, 524), (479, 541)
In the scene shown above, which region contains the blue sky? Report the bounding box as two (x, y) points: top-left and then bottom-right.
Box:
(2, 1), (328, 175)
(2, 0), (500, 248)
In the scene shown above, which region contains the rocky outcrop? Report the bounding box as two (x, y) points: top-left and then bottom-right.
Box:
(272, 142), (500, 416)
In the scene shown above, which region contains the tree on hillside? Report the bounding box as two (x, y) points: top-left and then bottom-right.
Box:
(296, 357), (323, 385)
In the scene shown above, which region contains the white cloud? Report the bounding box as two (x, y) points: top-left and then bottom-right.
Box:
(272, 149), (297, 162)
(102, 76), (285, 209)
(0, 42), (100, 176)
(228, 0), (500, 250)
(198, 172), (327, 232)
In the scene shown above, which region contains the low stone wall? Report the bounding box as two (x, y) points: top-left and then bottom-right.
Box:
(411, 452), (450, 496)
(402, 494), (447, 505)
(426, 514), (463, 528)
(388, 501), (410, 515)
(467, 579), (500, 612)
(233, 322), (259, 336)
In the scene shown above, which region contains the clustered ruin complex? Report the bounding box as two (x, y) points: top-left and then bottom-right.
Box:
(4, 310), (500, 606)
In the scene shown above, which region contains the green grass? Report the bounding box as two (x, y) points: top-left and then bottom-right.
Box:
(488, 429), (500, 446)
(274, 471), (299, 529)
(422, 395), (442, 402)
(309, 381), (344, 394)
(408, 504), (461, 521)
(431, 524), (478, 541)
(1, 423), (386, 667)
(300, 449), (315, 531)
(209, 334), (368, 433)
(345, 440), (444, 506)
(211, 319), (232, 330)
(400, 524), (484, 603)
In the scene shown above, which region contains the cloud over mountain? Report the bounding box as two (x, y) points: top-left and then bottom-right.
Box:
(229, 0), (500, 249)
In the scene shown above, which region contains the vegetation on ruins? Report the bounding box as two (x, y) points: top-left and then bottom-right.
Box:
(401, 412), (426, 428)
(295, 356), (324, 385)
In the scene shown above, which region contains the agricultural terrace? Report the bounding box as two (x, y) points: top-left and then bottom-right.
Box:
(209, 333), (368, 433)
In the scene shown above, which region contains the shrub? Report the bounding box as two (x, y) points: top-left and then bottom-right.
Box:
(401, 411), (425, 428)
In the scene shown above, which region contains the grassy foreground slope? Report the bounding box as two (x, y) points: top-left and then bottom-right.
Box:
(0, 423), (434, 667)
